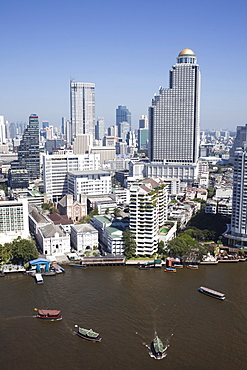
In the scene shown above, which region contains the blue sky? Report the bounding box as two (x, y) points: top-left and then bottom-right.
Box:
(1, 0), (247, 130)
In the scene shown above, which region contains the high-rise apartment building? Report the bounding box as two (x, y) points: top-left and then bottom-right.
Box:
(225, 145), (247, 247)
(9, 114), (40, 188)
(229, 124), (247, 164)
(148, 48), (200, 180)
(70, 80), (95, 142)
(129, 179), (168, 256)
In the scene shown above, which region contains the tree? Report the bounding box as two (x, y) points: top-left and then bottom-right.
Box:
(158, 240), (166, 255)
(123, 229), (136, 259)
(79, 208), (99, 224)
(11, 237), (38, 263)
(105, 208), (110, 214)
(113, 208), (121, 218)
(0, 243), (12, 263)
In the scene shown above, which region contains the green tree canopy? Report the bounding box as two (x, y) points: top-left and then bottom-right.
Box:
(79, 208), (99, 224)
(0, 243), (13, 263)
(158, 240), (166, 255)
(11, 237), (38, 263)
(123, 229), (137, 259)
(113, 208), (121, 218)
(0, 237), (38, 264)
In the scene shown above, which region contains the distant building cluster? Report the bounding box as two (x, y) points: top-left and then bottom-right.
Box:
(1, 47), (246, 257)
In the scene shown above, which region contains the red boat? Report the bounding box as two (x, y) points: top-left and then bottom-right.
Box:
(35, 309), (62, 320)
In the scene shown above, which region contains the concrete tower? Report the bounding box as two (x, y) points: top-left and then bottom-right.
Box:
(225, 145), (247, 247)
(149, 48), (201, 166)
(70, 80), (95, 142)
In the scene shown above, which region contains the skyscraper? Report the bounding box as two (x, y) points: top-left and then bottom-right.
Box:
(116, 105), (131, 132)
(70, 80), (95, 142)
(149, 48), (201, 168)
(9, 114), (40, 188)
(0, 115), (6, 145)
(95, 117), (105, 140)
(139, 115), (148, 129)
(225, 144), (247, 247)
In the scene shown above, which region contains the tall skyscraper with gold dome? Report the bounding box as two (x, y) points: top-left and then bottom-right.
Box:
(147, 48), (201, 182)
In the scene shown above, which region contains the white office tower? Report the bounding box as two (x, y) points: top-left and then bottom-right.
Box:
(129, 179), (168, 256)
(225, 145), (247, 247)
(148, 48), (201, 182)
(70, 80), (95, 142)
(95, 117), (105, 140)
(42, 150), (100, 201)
(0, 115), (6, 145)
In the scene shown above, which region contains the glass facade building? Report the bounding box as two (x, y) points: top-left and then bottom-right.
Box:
(9, 114), (40, 188)
(116, 105), (131, 134)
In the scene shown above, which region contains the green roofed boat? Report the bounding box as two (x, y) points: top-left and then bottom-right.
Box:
(76, 326), (102, 342)
(151, 332), (165, 359)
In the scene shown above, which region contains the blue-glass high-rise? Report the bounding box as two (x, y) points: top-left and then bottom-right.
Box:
(9, 114), (40, 188)
(116, 105), (131, 128)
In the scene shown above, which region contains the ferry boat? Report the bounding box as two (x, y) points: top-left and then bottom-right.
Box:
(198, 286), (225, 300)
(151, 332), (165, 359)
(76, 326), (102, 342)
(187, 265), (199, 270)
(164, 267), (176, 273)
(35, 309), (62, 320)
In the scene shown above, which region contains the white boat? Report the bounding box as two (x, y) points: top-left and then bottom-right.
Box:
(35, 273), (44, 284)
(198, 286), (225, 300)
(200, 254), (218, 265)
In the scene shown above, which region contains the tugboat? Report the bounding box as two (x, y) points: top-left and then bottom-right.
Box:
(151, 332), (165, 359)
(76, 326), (102, 342)
(35, 309), (62, 320)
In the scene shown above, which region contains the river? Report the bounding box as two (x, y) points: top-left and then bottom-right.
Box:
(0, 262), (247, 370)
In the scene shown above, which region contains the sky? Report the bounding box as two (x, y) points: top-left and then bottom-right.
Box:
(1, 0), (247, 131)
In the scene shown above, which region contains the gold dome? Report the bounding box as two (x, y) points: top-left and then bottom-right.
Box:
(179, 48), (195, 56)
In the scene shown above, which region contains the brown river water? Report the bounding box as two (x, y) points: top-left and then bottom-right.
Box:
(0, 262), (247, 370)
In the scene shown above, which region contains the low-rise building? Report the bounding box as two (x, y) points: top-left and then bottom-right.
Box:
(90, 215), (127, 255)
(36, 224), (70, 256)
(70, 224), (98, 254)
(205, 200), (217, 214)
(168, 200), (201, 228)
(87, 195), (117, 215)
(217, 199), (232, 215)
(58, 194), (87, 222)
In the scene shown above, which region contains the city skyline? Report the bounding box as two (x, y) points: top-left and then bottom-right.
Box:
(1, 0), (247, 130)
